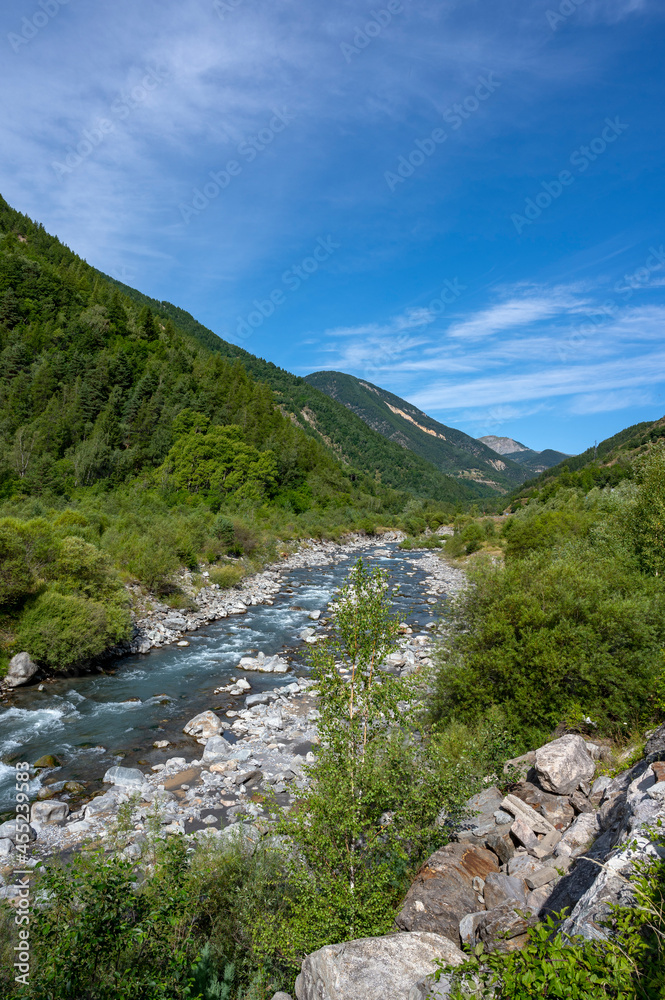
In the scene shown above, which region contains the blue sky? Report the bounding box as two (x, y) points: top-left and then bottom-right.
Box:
(2, 0), (664, 454)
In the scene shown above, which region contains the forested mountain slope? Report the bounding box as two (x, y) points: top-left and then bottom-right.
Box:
(304, 370), (527, 492)
(102, 278), (489, 502)
(0, 195), (476, 507)
(507, 416), (665, 506)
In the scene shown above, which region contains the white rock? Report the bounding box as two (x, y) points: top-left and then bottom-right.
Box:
(535, 735), (596, 796)
(183, 711), (223, 741)
(5, 651), (40, 688)
(295, 932), (465, 1000)
(0, 838), (14, 857)
(30, 800), (69, 824)
(103, 765), (146, 790)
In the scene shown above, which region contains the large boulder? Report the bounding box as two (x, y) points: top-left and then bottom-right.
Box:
(555, 812), (600, 859)
(0, 819), (36, 843)
(5, 652), (39, 688)
(30, 800), (69, 824)
(103, 765), (146, 791)
(535, 735), (596, 796)
(511, 782), (575, 831)
(396, 843), (500, 945)
(475, 901), (537, 953)
(202, 735), (233, 763)
(294, 932), (465, 1000)
(183, 710), (223, 742)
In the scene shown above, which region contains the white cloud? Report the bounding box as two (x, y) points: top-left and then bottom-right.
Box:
(410, 351), (665, 411)
(445, 287), (588, 341)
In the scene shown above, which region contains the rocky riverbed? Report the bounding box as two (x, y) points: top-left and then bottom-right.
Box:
(0, 533), (466, 875)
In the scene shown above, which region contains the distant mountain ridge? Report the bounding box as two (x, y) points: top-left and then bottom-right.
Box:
(478, 434), (568, 475)
(304, 371), (533, 493)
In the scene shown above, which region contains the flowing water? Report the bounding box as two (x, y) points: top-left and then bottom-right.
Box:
(0, 545), (444, 813)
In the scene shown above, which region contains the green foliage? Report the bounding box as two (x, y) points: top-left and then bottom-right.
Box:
(160, 424), (278, 503)
(17, 588), (130, 668)
(433, 486), (665, 736)
(629, 446), (665, 577)
(207, 564), (246, 589)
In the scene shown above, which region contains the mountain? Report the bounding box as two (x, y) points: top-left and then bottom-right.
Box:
(0, 195), (480, 518)
(478, 435), (569, 475)
(508, 416), (665, 506)
(103, 284), (486, 504)
(303, 370), (530, 493)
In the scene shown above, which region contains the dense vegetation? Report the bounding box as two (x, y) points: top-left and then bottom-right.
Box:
(0, 196), (467, 673)
(0, 562), (516, 999)
(434, 447), (665, 743)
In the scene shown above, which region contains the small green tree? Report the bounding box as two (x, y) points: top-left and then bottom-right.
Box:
(275, 560), (488, 968)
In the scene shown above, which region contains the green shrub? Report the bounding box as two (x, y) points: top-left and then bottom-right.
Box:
(434, 485), (665, 735)
(207, 564), (245, 589)
(17, 589), (130, 669)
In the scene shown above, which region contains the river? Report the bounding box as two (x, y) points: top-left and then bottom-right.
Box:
(0, 543), (449, 815)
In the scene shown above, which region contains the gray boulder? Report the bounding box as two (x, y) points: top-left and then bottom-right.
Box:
(270, 994), (294, 1000)
(85, 788), (126, 818)
(511, 782), (575, 831)
(535, 735), (596, 796)
(295, 932), (465, 1000)
(30, 800), (69, 824)
(396, 843), (500, 945)
(5, 652), (39, 688)
(103, 765), (146, 790)
(555, 812), (600, 859)
(0, 819), (36, 843)
(475, 901), (537, 953)
(0, 838), (14, 857)
(483, 871), (527, 909)
(202, 736), (233, 763)
(645, 723), (665, 760)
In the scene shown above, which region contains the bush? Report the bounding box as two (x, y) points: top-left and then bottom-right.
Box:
(434, 486), (665, 736)
(207, 564), (245, 589)
(17, 589), (130, 669)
